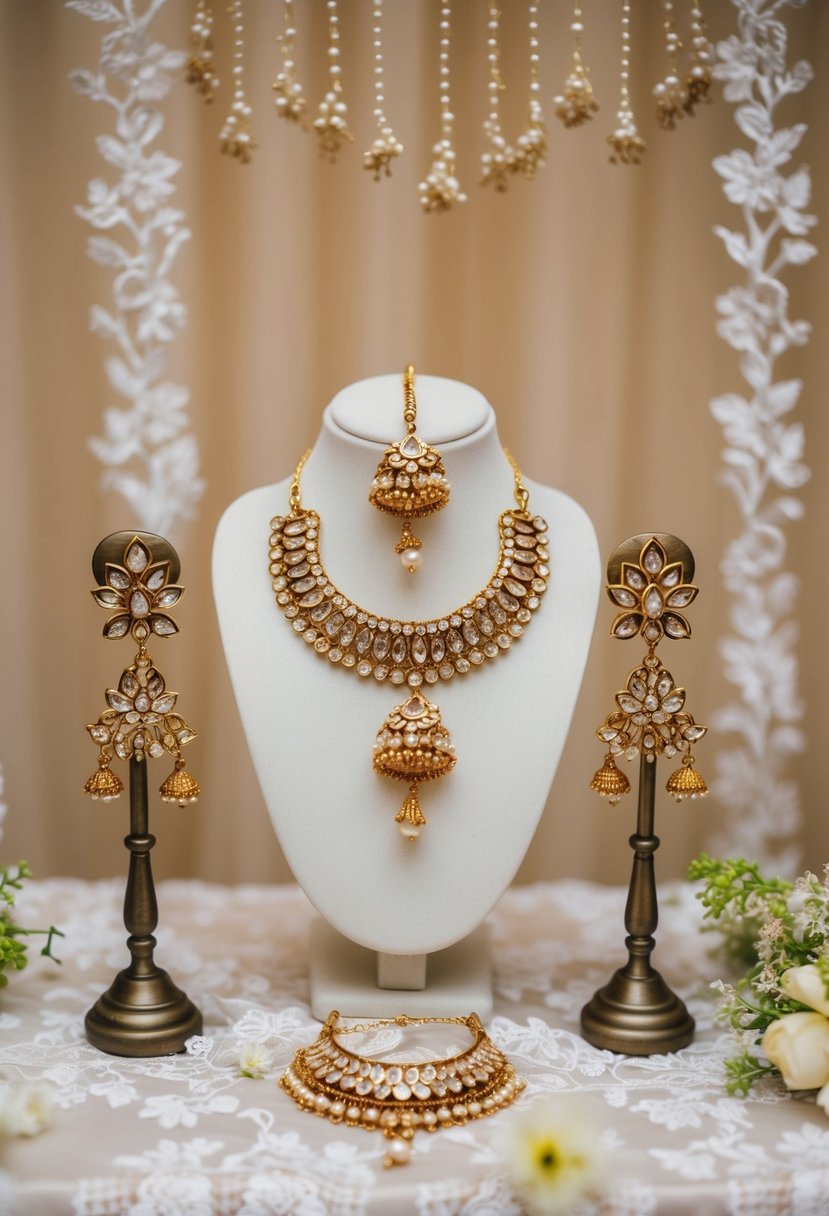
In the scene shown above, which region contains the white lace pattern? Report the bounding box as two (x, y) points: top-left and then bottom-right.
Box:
(0, 879), (824, 1214)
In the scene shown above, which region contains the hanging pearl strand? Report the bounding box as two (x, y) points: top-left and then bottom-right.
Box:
(480, 3), (514, 191)
(513, 0), (548, 180)
(219, 0), (256, 163)
(553, 2), (599, 128)
(418, 2), (466, 213)
(185, 0), (219, 102)
(607, 0), (646, 165)
(363, 0), (403, 179)
(313, 0), (354, 162)
(273, 0), (307, 123)
(653, 0), (688, 129)
(684, 0), (713, 114)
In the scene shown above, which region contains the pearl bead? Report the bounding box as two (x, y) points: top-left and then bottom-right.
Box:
(400, 547), (422, 572)
(400, 822), (420, 840)
(385, 1136), (411, 1166)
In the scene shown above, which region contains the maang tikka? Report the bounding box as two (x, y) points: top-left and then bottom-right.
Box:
(368, 366), (451, 572)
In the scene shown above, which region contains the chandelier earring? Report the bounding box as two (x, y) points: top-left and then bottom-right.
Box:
(368, 366), (451, 573)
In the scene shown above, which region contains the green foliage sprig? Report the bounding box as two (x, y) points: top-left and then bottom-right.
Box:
(0, 862), (62, 987)
(688, 852), (829, 1095)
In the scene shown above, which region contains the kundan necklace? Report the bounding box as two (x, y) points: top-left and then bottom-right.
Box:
(268, 449), (549, 839)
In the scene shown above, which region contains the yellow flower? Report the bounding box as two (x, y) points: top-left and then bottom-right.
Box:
(496, 1096), (604, 1214)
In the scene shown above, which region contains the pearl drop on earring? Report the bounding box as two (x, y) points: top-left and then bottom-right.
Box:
(400, 546), (422, 573)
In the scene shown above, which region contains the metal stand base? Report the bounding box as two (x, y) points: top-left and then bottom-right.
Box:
(85, 962), (202, 1057)
(580, 964), (694, 1055)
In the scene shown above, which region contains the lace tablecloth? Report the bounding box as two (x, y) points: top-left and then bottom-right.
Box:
(1, 879), (826, 1215)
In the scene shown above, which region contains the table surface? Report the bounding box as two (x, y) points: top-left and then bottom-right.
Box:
(1, 878), (826, 1216)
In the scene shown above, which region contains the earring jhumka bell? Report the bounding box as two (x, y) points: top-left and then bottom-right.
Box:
(368, 365), (451, 572)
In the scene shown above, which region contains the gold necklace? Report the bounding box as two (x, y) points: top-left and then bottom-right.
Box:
(269, 450), (549, 838)
(281, 1010), (525, 1167)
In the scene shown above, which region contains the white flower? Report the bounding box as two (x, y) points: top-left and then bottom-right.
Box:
(494, 1096), (604, 1214)
(762, 1012), (829, 1090)
(782, 964), (829, 1016)
(238, 1041), (274, 1080)
(0, 1080), (56, 1137)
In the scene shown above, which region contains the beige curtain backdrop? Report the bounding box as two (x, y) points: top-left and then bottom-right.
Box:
(0, 0), (825, 889)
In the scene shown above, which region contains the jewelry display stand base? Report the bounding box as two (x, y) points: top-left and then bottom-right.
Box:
(580, 966), (695, 1056)
(85, 967), (202, 1058)
(309, 920), (492, 1020)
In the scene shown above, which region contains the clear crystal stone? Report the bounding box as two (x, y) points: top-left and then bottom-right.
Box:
(152, 616), (176, 636)
(401, 435), (421, 457)
(431, 636), (446, 662)
(305, 596), (329, 616)
(662, 693), (684, 712)
(126, 542), (149, 573)
(292, 576), (317, 593)
(462, 620), (479, 646)
(469, 650), (484, 664)
(357, 660), (372, 677)
(284, 550), (306, 566)
(373, 634), (390, 660)
(663, 614), (689, 638)
(446, 628), (463, 654)
(455, 657), (470, 673)
(504, 579), (527, 598)
(390, 670), (405, 684)
(283, 518), (308, 536)
(496, 590), (519, 612)
(424, 669), (439, 683)
(339, 620), (357, 647)
(624, 566), (646, 590)
(325, 612), (345, 639)
(484, 640), (498, 657)
(475, 611), (494, 636)
(355, 627), (372, 653)
(407, 672), (423, 687)
(412, 636), (427, 664)
(391, 636), (408, 665)
(515, 535), (536, 549)
(508, 563), (534, 583)
(130, 590), (150, 618)
(489, 601), (506, 625)
(287, 562), (310, 580)
(661, 565), (681, 588)
(508, 623), (523, 637)
(496, 634), (511, 650)
(374, 665), (389, 680)
(517, 608), (531, 622)
(328, 648), (342, 662)
(613, 615), (639, 638)
(667, 586), (695, 607)
(439, 663), (454, 679)
(644, 586), (663, 618)
(314, 638), (330, 653)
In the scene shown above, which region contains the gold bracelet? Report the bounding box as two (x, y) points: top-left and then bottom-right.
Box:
(280, 1010), (526, 1166)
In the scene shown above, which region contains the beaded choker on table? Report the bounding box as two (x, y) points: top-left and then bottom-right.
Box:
(268, 450), (550, 837)
(281, 1011), (525, 1167)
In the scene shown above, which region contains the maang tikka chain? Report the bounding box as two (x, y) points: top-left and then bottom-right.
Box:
(368, 366), (451, 573)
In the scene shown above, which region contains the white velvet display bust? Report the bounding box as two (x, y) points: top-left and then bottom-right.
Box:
(213, 374), (600, 1017)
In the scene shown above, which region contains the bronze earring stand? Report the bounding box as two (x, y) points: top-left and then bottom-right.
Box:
(83, 531), (202, 1056)
(580, 533), (708, 1056)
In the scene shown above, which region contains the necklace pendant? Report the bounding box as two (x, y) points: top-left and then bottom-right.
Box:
(372, 692), (456, 840)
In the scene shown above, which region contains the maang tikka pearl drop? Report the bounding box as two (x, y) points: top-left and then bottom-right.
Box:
(368, 366), (451, 572)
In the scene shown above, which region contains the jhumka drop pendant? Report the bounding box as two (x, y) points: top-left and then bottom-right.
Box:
(368, 366), (451, 572)
(373, 692), (456, 840)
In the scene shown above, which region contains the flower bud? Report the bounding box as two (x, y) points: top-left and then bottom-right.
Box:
(762, 1012), (829, 1090)
(781, 965), (829, 1017)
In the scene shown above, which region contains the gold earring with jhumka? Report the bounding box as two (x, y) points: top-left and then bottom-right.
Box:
(368, 365), (451, 572)
(589, 536), (709, 804)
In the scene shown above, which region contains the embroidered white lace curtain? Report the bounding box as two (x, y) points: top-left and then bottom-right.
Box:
(0, 1), (825, 885)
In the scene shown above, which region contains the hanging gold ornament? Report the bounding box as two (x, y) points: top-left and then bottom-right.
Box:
(372, 692), (456, 840)
(665, 753), (708, 801)
(368, 366), (451, 571)
(84, 753), (125, 802)
(589, 753), (631, 805)
(590, 536), (707, 802)
(159, 755), (201, 807)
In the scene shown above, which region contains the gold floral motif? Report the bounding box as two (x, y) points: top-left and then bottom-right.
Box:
(91, 536), (183, 644)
